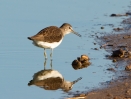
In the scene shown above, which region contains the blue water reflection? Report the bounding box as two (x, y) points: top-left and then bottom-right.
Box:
(0, 0), (131, 99)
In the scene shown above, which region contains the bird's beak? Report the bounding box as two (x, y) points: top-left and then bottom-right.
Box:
(72, 77), (82, 84)
(71, 29), (81, 37)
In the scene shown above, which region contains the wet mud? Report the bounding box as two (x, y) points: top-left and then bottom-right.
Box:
(68, 13), (131, 99)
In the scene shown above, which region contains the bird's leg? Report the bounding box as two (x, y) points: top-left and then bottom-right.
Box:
(50, 59), (52, 69)
(44, 59), (47, 70)
(44, 48), (47, 69)
(50, 48), (53, 61)
(50, 49), (53, 69)
(44, 48), (47, 60)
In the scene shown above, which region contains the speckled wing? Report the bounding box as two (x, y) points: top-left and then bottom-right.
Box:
(29, 26), (63, 43)
(29, 77), (63, 90)
(42, 77), (63, 90)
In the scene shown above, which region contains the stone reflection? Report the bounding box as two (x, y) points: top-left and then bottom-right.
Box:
(28, 69), (82, 92)
(72, 54), (91, 70)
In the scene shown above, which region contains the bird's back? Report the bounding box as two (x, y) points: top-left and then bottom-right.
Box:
(28, 26), (63, 43)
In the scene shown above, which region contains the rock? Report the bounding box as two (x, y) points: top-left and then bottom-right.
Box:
(72, 60), (82, 70)
(111, 14), (117, 16)
(125, 65), (131, 71)
(94, 43), (96, 45)
(82, 60), (91, 67)
(94, 48), (98, 50)
(123, 35), (131, 39)
(113, 27), (124, 31)
(126, 12), (131, 15)
(111, 49), (125, 58)
(113, 96), (119, 99)
(101, 27), (104, 29)
(110, 13), (128, 17)
(113, 59), (117, 62)
(126, 89), (131, 96)
(72, 54), (91, 70)
(80, 54), (90, 61)
(107, 68), (115, 72)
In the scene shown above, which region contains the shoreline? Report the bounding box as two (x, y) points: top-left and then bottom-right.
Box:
(68, 13), (131, 99)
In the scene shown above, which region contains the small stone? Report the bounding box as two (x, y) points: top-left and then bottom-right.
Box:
(101, 27), (104, 29)
(113, 27), (124, 31)
(123, 35), (131, 39)
(94, 43), (96, 45)
(125, 65), (131, 71)
(107, 68), (115, 71)
(96, 36), (99, 38)
(107, 93), (112, 97)
(126, 89), (131, 95)
(113, 96), (118, 99)
(113, 59), (117, 62)
(94, 48), (98, 50)
(111, 49), (125, 58)
(72, 60), (82, 70)
(124, 83), (128, 86)
(79, 94), (86, 97)
(72, 54), (91, 70)
(111, 14), (117, 16)
(81, 54), (90, 61)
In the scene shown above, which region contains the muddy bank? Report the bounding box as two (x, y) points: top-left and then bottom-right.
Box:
(84, 75), (131, 99)
(68, 15), (131, 99)
(68, 74), (131, 99)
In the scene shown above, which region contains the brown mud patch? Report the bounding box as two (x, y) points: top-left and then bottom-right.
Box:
(68, 15), (131, 99)
(68, 75), (131, 99)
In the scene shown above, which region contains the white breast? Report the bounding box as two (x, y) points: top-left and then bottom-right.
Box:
(32, 39), (63, 49)
(37, 70), (63, 80)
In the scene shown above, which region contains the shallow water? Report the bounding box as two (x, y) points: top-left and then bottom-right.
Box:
(0, 0), (131, 99)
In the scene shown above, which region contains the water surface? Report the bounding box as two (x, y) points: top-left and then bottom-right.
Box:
(0, 0), (131, 99)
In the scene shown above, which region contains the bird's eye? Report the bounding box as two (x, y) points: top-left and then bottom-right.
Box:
(69, 27), (71, 29)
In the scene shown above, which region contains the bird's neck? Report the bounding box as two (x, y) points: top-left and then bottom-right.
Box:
(60, 28), (68, 36)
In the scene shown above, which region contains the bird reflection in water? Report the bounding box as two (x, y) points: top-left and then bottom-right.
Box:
(28, 69), (82, 92)
(44, 58), (52, 69)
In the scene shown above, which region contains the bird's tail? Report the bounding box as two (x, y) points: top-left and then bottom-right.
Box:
(27, 37), (32, 40)
(28, 80), (33, 86)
